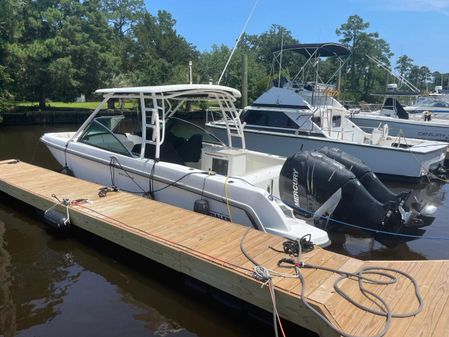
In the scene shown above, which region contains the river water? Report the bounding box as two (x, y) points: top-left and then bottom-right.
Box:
(1, 124), (449, 337)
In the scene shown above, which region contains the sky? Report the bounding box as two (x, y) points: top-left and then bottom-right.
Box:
(145, 0), (449, 74)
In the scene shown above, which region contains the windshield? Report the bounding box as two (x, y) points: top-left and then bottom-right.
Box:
(78, 117), (132, 156)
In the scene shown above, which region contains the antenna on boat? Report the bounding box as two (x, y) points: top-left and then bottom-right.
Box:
(218, 0), (259, 85)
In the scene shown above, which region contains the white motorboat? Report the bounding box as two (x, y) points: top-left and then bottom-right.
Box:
(367, 55), (449, 120)
(350, 88), (449, 142)
(404, 96), (449, 119)
(207, 43), (448, 180)
(41, 84), (331, 246)
(207, 85), (447, 179)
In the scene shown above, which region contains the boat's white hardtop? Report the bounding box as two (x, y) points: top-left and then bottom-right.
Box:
(95, 84), (241, 98)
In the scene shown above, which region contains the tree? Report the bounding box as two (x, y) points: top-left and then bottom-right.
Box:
(241, 24), (300, 74)
(432, 71), (449, 89)
(336, 15), (370, 91)
(408, 65), (420, 89)
(11, 0), (77, 108)
(336, 15), (393, 101)
(3, 0), (121, 107)
(0, 0), (23, 102)
(197, 45), (268, 104)
(128, 10), (198, 85)
(418, 66), (431, 91)
(101, 0), (145, 37)
(395, 55), (414, 79)
(63, 0), (120, 96)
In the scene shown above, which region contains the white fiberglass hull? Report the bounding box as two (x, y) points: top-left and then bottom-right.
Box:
(41, 132), (330, 246)
(405, 107), (449, 119)
(350, 114), (449, 142)
(208, 124), (447, 179)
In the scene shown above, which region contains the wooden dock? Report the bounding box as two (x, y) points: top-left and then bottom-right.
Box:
(0, 159), (448, 337)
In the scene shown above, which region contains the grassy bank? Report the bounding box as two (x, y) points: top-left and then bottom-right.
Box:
(9, 101), (102, 109)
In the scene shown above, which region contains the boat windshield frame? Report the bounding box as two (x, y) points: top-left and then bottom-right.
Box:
(78, 116), (134, 157)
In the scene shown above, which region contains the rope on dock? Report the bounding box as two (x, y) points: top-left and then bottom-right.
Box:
(0, 159), (20, 165)
(46, 194), (71, 224)
(239, 227), (424, 337)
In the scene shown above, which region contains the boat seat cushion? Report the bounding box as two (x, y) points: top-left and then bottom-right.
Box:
(132, 137), (185, 165)
(177, 134), (203, 163)
(131, 132), (203, 165)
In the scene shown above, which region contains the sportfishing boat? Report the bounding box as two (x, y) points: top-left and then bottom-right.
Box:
(350, 85), (449, 142)
(41, 84), (333, 246)
(207, 43), (448, 180)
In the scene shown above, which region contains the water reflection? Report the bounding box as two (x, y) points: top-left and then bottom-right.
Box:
(327, 179), (449, 260)
(0, 205), (79, 334)
(0, 124), (69, 170)
(0, 199), (276, 337)
(0, 202), (192, 337)
(0, 219), (16, 337)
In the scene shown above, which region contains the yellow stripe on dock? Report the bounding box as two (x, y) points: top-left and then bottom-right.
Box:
(0, 159), (448, 337)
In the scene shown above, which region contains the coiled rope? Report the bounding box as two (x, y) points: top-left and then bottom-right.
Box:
(240, 228), (424, 337)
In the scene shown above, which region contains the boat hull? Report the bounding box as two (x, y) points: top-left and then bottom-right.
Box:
(207, 124), (447, 179)
(350, 114), (449, 142)
(41, 133), (330, 246)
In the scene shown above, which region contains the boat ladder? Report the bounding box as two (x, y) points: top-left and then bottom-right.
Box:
(139, 93), (165, 160)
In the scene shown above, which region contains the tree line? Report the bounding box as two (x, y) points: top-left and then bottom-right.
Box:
(0, 0), (447, 109)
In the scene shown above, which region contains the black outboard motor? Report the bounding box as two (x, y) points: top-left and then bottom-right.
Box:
(279, 151), (403, 230)
(317, 147), (410, 206)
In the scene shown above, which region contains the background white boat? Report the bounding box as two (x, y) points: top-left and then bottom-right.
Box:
(207, 43), (447, 180)
(404, 96), (449, 118)
(207, 85), (447, 179)
(350, 87), (449, 142)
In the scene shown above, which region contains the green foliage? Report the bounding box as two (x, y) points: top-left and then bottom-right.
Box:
(336, 15), (395, 102)
(241, 24), (300, 73)
(0, 2), (447, 108)
(395, 55), (414, 78)
(0, 0), (123, 108)
(102, 0), (145, 36)
(197, 44), (270, 104)
(127, 10), (198, 85)
(0, 66), (11, 110)
(336, 15), (369, 47)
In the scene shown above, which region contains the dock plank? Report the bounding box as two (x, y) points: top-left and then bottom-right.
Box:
(400, 261), (449, 337)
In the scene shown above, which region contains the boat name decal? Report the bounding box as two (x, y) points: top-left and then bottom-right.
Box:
(292, 168), (300, 207)
(208, 210), (231, 221)
(417, 131), (448, 139)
